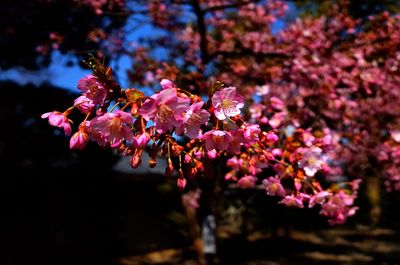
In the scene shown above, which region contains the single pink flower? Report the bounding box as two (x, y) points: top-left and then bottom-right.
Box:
(298, 147), (325, 177)
(212, 87), (244, 120)
(77, 74), (107, 105)
(74, 95), (95, 114)
(243, 124), (260, 145)
(69, 130), (89, 150)
(249, 103), (265, 120)
(238, 175), (258, 189)
(201, 130), (233, 151)
(176, 101), (210, 139)
(308, 191), (332, 208)
(139, 88), (190, 133)
(86, 110), (133, 148)
(279, 195), (304, 208)
(269, 112), (286, 129)
(262, 177), (286, 197)
(41, 111), (72, 136)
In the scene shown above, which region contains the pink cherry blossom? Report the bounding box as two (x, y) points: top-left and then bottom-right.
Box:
(74, 95), (95, 114)
(308, 191), (332, 208)
(212, 87), (244, 120)
(279, 195), (304, 208)
(41, 111), (72, 136)
(77, 74), (107, 105)
(262, 177), (285, 197)
(139, 88), (190, 133)
(238, 175), (258, 189)
(249, 103), (266, 121)
(86, 110), (133, 148)
(298, 147), (325, 177)
(69, 130), (89, 150)
(242, 124), (260, 145)
(201, 130), (233, 151)
(176, 101), (210, 139)
(320, 191), (358, 225)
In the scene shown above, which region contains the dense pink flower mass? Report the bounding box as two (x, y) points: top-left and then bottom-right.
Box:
(41, 111), (72, 136)
(86, 110), (133, 148)
(320, 191), (358, 225)
(212, 87), (244, 120)
(140, 87), (190, 133)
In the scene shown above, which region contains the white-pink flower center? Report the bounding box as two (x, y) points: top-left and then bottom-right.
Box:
(107, 118), (122, 135)
(158, 104), (173, 123)
(221, 99), (235, 109)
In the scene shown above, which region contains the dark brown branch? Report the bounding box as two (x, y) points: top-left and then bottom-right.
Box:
(190, 0), (210, 65)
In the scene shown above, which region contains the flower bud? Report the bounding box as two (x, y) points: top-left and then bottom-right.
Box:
(177, 178), (187, 190)
(148, 158), (157, 168)
(69, 131), (89, 150)
(165, 159), (174, 177)
(130, 150), (143, 168)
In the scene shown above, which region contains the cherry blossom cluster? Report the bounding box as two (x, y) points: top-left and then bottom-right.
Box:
(42, 56), (360, 224)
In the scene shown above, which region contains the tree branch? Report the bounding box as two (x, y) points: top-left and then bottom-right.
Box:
(190, 0), (210, 65)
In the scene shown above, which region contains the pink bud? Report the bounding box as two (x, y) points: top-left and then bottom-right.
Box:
(271, 148), (282, 157)
(69, 131), (89, 150)
(266, 132), (279, 144)
(130, 150), (143, 168)
(165, 159), (174, 177)
(160, 79), (174, 90)
(184, 155), (192, 163)
(207, 149), (217, 159)
(260, 116), (269, 124)
(133, 132), (150, 149)
(177, 178), (187, 190)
